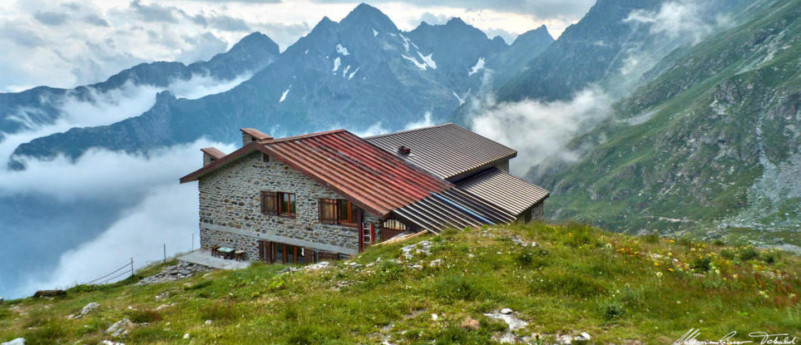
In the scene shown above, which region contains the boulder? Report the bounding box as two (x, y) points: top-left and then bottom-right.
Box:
(106, 318), (135, 337)
(33, 290), (66, 298)
(74, 302), (100, 319)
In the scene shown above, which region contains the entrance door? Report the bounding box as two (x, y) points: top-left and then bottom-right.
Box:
(258, 241), (273, 263)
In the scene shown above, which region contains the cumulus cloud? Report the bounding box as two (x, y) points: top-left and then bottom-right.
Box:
(469, 88), (612, 175)
(33, 11), (69, 26)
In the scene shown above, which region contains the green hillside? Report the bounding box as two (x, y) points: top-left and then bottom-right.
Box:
(1, 223), (799, 344)
(533, 0), (801, 239)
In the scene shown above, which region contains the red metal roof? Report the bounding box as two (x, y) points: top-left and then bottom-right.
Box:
(181, 129), (451, 217)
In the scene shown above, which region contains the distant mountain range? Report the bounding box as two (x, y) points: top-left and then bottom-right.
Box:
(0, 32), (279, 140)
(2, 0), (799, 242)
(7, 4), (553, 164)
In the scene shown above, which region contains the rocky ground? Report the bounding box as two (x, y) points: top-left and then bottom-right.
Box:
(136, 262), (212, 285)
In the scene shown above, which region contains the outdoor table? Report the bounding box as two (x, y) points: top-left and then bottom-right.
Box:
(218, 247), (234, 259)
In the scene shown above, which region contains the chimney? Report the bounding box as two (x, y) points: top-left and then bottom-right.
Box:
(397, 145), (411, 155)
(240, 128), (273, 146)
(201, 147), (226, 166)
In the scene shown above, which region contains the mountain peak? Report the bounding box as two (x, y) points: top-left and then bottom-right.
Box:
(446, 17), (467, 27)
(229, 32), (278, 53)
(340, 3), (397, 32)
(512, 25), (554, 47)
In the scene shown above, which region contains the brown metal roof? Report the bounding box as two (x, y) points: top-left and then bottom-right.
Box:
(366, 123), (517, 181)
(456, 167), (550, 216)
(393, 188), (517, 233)
(181, 129), (451, 217)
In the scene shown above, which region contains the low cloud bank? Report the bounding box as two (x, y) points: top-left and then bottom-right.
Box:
(1, 139), (235, 298)
(625, 0), (730, 45)
(469, 88), (612, 176)
(18, 183), (200, 295)
(1, 72), (252, 163)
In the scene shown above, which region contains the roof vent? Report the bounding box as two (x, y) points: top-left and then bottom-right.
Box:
(397, 145), (411, 155)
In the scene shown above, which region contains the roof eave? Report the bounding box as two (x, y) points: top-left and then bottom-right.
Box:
(179, 142), (267, 183)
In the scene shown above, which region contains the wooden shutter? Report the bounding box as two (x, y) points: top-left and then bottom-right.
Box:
(319, 199), (337, 224)
(261, 191), (277, 215)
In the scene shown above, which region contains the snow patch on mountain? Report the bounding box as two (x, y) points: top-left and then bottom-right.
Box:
(336, 44), (350, 56)
(468, 57), (485, 76)
(417, 52), (437, 70)
(452, 89), (471, 105)
(402, 54), (428, 70)
(373, 29), (379, 37)
(348, 67), (360, 80)
(333, 57), (341, 72)
(279, 87), (290, 103)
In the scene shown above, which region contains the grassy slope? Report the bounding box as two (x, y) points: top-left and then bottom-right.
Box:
(536, 0), (801, 236)
(1, 223), (799, 344)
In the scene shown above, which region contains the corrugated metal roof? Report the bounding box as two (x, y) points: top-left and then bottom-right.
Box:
(182, 129), (453, 217)
(366, 124), (517, 180)
(456, 167), (550, 216)
(393, 188), (517, 233)
(263, 130), (452, 216)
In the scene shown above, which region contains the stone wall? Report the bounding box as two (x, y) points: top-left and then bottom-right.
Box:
(197, 151), (384, 261)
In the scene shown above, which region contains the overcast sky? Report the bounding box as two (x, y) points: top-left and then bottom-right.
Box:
(0, 0), (595, 92)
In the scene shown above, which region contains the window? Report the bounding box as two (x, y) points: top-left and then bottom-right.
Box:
(383, 219), (407, 231)
(319, 199), (337, 224)
(280, 192), (296, 216)
(319, 198), (359, 226)
(261, 191), (295, 217)
(338, 199), (356, 224)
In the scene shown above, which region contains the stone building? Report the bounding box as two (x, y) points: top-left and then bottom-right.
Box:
(180, 124), (549, 264)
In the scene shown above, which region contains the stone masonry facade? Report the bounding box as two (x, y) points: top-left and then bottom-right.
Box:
(198, 151), (383, 261)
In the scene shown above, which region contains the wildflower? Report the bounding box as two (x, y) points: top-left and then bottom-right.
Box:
(668, 268), (674, 272)
(732, 274), (738, 279)
(759, 290), (769, 299)
(656, 272), (663, 278)
(654, 262), (660, 267)
(715, 269), (720, 275)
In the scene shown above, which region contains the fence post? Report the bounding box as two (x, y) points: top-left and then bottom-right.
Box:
(130, 258), (134, 278)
